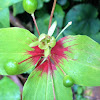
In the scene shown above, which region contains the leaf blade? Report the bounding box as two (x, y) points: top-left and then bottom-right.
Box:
(60, 35), (100, 86)
(0, 77), (20, 100)
(23, 69), (73, 100)
(0, 27), (37, 75)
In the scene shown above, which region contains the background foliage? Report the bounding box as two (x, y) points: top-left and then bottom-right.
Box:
(0, 0), (100, 42)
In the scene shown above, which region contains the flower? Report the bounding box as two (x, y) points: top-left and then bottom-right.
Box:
(21, 21), (75, 100)
(18, 21), (73, 76)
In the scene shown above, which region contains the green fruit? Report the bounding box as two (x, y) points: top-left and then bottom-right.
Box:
(63, 75), (74, 87)
(23, 0), (38, 14)
(4, 59), (18, 75)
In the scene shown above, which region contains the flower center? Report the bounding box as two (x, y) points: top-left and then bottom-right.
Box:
(38, 34), (56, 49)
(38, 34), (56, 57)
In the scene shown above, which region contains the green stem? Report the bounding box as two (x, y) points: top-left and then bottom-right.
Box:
(56, 21), (72, 40)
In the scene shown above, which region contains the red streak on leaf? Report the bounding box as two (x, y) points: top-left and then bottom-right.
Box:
(36, 59), (49, 74)
(35, 57), (56, 75)
(51, 36), (73, 65)
(19, 46), (44, 66)
(19, 36), (75, 75)
(18, 56), (33, 64)
(27, 46), (44, 64)
(34, 36), (75, 75)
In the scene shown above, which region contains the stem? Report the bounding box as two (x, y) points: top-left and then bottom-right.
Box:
(9, 76), (23, 92)
(31, 13), (40, 36)
(56, 21), (72, 40)
(48, 0), (57, 30)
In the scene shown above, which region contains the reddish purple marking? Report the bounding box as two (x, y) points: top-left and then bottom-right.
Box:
(51, 36), (73, 65)
(19, 36), (75, 75)
(34, 57), (56, 75)
(19, 46), (44, 64)
(18, 56), (33, 64)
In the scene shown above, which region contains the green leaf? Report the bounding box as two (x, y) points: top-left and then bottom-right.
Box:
(90, 32), (100, 44)
(76, 94), (82, 100)
(35, 6), (49, 19)
(13, 1), (25, 16)
(65, 4), (100, 36)
(0, 77), (20, 100)
(57, 0), (70, 10)
(37, 0), (50, 9)
(57, 0), (67, 6)
(23, 69), (73, 100)
(23, 71), (54, 100)
(0, 27), (37, 75)
(37, 0), (44, 9)
(43, 0), (50, 3)
(60, 35), (100, 86)
(54, 4), (65, 28)
(77, 86), (83, 94)
(0, 8), (10, 28)
(0, 0), (22, 11)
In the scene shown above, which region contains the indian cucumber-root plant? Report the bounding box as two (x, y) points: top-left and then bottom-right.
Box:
(0, 0), (100, 100)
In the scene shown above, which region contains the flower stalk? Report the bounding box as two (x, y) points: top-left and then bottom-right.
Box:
(31, 13), (40, 36)
(48, 0), (57, 30)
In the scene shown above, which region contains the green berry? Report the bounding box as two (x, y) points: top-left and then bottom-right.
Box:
(23, 0), (38, 14)
(63, 75), (74, 87)
(4, 59), (18, 75)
